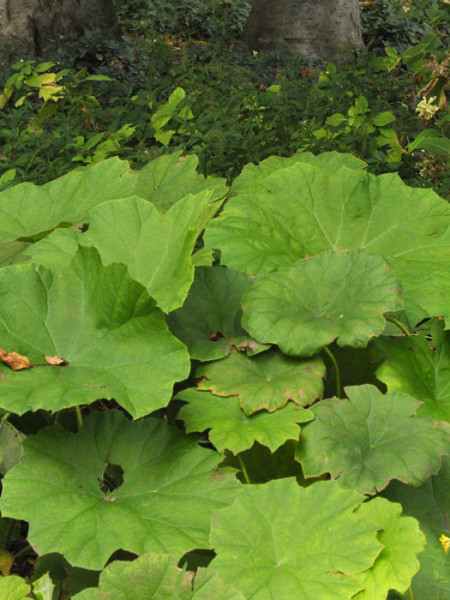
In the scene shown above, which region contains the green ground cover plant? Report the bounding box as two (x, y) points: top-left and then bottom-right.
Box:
(0, 150), (448, 599)
(0, 0), (448, 193)
(0, 0), (449, 596)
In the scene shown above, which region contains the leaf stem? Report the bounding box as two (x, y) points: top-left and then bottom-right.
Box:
(408, 586), (415, 600)
(237, 454), (251, 484)
(74, 405), (83, 431)
(0, 412), (11, 424)
(385, 315), (411, 336)
(323, 346), (343, 398)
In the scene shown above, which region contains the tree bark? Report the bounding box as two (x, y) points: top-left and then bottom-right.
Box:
(0, 0), (117, 58)
(241, 0), (364, 62)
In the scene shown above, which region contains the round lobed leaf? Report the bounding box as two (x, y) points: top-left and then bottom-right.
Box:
(168, 266), (261, 362)
(75, 553), (245, 600)
(205, 162), (450, 326)
(196, 348), (325, 414)
(1, 411), (240, 570)
(382, 457), (450, 600)
(296, 384), (450, 494)
(0, 246), (189, 418)
(177, 388), (313, 454)
(80, 191), (220, 313)
(210, 478), (384, 600)
(375, 319), (450, 421)
(242, 251), (402, 357)
(353, 498), (425, 600)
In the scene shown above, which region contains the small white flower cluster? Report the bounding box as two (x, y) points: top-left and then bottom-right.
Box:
(415, 96), (440, 120)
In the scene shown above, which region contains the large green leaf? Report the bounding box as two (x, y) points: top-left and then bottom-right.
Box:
(374, 320), (450, 421)
(134, 151), (227, 212)
(1, 411), (240, 570)
(210, 478), (384, 600)
(353, 498), (425, 600)
(296, 385), (449, 494)
(168, 266), (259, 361)
(230, 151), (366, 194)
(0, 576), (30, 599)
(81, 192), (220, 312)
(177, 388), (313, 454)
(0, 158), (136, 243)
(383, 457), (450, 600)
(205, 163), (450, 325)
(242, 251), (402, 357)
(197, 349), (325, 414)
(75, 553), (245, 600)
(0, 246), (189, 418)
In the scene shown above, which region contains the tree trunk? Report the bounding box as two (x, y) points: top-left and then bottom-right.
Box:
(241, 0), (364, 62)
(0, 0), (117, 58)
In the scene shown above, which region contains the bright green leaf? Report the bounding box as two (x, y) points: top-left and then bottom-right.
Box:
(75, 553), (245, 600)
(134, 152), (227, 213)
(242, 251), (402, 357)
(296, 385), (449, 494)
(372, 112), (396, 127)
(0, 576), (31, 599)
(1, 411), (240, 570)
(353, 498), (425, 600)
(205, 163), (450, 326)
(374, 320), (450, 421)
(81, 191), (220, 312)
(229, 151), (366, 195)
(177, 388), (313, 454)
(383, 457), (450, 600)
(0, 158), (136, 243)
(210, 478), (383, 600)
(0, 246), (189, 417)
(197, 349), (325, 414)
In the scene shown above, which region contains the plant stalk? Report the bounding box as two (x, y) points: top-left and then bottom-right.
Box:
(237, 455), (251, 484)
(324, 346), (343, 398)
(408, 586), (415, 600)
(74, 405), (83, 431)
(385, 315), (411, 336)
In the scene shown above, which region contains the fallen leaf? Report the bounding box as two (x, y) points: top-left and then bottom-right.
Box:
(45, 355), (69, 366)
(0, 348), (31, 371)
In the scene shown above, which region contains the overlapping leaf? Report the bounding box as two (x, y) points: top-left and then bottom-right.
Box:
(177, 388), (313, 454)
(1, 411), (240, 570)
(81, 191), (220, 312)
(383, 457), (450, 600)
(242, 251), (402, 356)
(353, 498), (425, 600)
(375, 319), (450, 420)
(210, 478), (383, 600)
(0, 576), (30, 599)
(296, 385), (449, 494)
(75, 553), (245, 600)
(168, 266), (264, 361)
(230, 150), (366, 195)
(197, 349), (325, 414)
(134, 151), (227, 212)
(0, 158), (136, 244)
(0, 246), (189, 417)
(205, 163), (450, 325)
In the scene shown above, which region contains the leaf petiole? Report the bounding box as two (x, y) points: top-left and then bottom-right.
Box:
(385, 315), (411, 336)
(238, 454), (251, 484)
(323, 346), (343, 398)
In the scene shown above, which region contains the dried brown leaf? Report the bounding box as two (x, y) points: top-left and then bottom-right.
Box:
(45, 355), (69, 366)
(0, 348), (32, 371)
